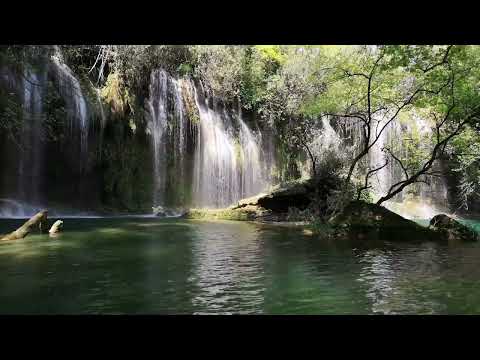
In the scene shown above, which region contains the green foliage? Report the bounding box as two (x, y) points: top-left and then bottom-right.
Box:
(358, 188), (373, 203)
(177, 62), (193, 77)
(448, 125), (480, 209)
(100, 72), (135, 116)
(59, 45), (100, 77)
(6, 44), (476, 212)
(102, 130), (153, 212)
(286, 206), (314, 222)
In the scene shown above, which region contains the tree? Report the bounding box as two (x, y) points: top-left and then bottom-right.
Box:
(376, 45), (480, 205)
(302, 45), (480, 205)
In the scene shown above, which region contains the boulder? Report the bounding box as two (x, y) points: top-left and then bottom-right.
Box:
(256, 179), (314, 212)
(329, 201), (438, 242)
(429, 214), (478, 242)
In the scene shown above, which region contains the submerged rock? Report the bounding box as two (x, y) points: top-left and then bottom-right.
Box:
(153, 206), (187, 218)
(429, 214), (478, 242)
(329, 201), (438, 242)
(152, 206), (166, 217)
(49, 220), (63, 234)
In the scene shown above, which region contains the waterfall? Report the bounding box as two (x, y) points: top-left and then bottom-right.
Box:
(369, 114), (449, 219)
(50, 55), (89, 172)
(0, 63), (47, 216)
(368, 117), (404, 198)
(147, 69), (192, 207)
(325, 112), (450, 219)
(0, 198), (43, 218)
(18, 68), (46, 204)
(192, 82), (269, 208)
(147, 69), (168, 206)
(192, 88), (240, 207)
(147, 69), (271, 209)
(309, 116), (343, 168)
(0, 52), (100, 217)
(238, 114), (265, 198)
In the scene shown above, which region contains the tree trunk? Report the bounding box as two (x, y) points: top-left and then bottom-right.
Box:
(1, 210), (48, 241)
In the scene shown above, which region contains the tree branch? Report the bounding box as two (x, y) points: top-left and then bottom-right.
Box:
(421, 45), (453, 73)
(384, 147), (409, 179)
(357, 159), (389, 200)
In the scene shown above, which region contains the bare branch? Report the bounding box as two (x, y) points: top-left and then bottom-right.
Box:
(377, 111), (479, 205)
(325, 112), (367, 124)
(342, 69), (369, 80)
(421, 45), (453, 73)
(357, 159), (389, 200)
(384, 147), (409, 179)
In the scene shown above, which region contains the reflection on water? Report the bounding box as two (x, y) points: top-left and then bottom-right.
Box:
(357, 245), (445, 314)
(1, 218), (480, 314)
(190, 221), (265, 314)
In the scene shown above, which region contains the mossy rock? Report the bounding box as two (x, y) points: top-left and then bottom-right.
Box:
(233, 178), (315, 213)
(185, 178), (325, 223)
(184, 205), (271, 221)
(429, 214), (479, 242)
(329, 200), (439, 242)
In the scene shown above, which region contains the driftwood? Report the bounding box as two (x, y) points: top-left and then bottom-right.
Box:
(1, 210), (48, 241)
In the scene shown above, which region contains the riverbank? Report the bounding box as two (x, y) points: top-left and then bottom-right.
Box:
(2, 176), (480, 243)
(183, 179), (480, 243)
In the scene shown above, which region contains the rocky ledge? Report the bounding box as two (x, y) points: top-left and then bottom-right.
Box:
(183, 179), (479, 243)
(329, 201), (479, 242)
(184, 179), (316, 222)
(429, 214), (479, 242)
(328, 201), (438, 242)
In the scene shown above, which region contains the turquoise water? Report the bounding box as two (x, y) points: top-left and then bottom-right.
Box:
(1, 217), (480, 314)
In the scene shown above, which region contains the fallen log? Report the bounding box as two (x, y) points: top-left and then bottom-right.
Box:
(1, 210), (48, 241)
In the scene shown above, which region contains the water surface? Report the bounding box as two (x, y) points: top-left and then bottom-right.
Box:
(1, 218), (480, 314)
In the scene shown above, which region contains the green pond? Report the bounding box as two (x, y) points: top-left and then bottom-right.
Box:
(1, 217), (480, 314)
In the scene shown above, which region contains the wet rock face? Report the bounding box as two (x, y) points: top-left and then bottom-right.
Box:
(429, 214), (479, 242)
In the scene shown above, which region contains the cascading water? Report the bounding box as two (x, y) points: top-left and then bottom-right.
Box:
(147, 69), (193, 208)
(147, 69), (169, 206)
(324, 112), (450, 219)
(192, 88), (240, 208)
(0, 51), (99, 217)
(309, 117), (343, 168)
(0, 65), (48, 217)
(50, 55), (89, 172)
(367, 114), (449, 219)
(18, 68), (46, 204)
(238, 113), (266, 198)
(147, 69), (271, 209)
(368, 116), (405, 198)
(192, 82), (269, 208)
